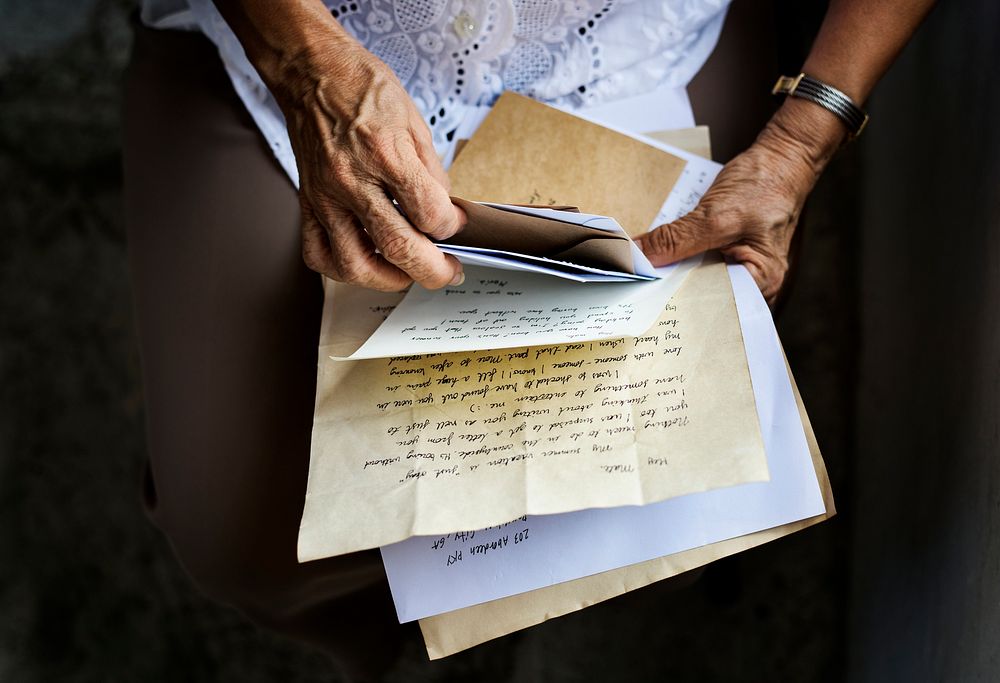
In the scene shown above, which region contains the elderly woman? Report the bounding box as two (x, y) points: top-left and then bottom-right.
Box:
(124, 0), (933, 677)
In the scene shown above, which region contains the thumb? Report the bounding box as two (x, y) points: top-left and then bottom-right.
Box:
(635, 209), (720, 266)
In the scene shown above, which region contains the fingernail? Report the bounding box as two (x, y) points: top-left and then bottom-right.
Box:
(450, 270), (465, 286)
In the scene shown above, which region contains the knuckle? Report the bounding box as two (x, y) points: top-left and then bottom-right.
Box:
(384, 160), (421, 197)
(327, 158), (356, 189)
(703, 211), (725, 235)
(420, 266), (453, 290)
(311, 194), (342, 221)
(411, 199), (454, 238)
(714, 209), (750, 242)
(368, 132), (403, 169)
(644, 225), (679, 256)
(767, 207), (797, 232)
(301, 250), (319, 271)
(762, 277), (782, 300)
(378, 229), (419, 270)
(335, 254), (368, 285)
(701, 204), (731, 234)
(300, 224), (330, 275)
(302, 245), (331, 276)
(771, 260), (789, 289)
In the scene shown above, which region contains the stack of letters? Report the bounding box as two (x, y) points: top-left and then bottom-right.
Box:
(298, 94), (834, 658)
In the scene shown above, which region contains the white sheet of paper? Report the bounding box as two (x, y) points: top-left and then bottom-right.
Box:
(334, 257), (698, 360)
(380, 264), (826, 622)
(434, 247), (653, 283)
(632, 133), (718, 226)
(557, 85), (696, 133)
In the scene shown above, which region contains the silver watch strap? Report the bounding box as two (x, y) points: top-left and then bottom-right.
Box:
(772, 73), (869, 138)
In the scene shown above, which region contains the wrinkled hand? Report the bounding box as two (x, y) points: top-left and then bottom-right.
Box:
(277, 43), (465, 291)
(636, 108), (837, 304)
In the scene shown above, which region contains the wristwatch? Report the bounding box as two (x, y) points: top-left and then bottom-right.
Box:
(772, 73), (869, 139)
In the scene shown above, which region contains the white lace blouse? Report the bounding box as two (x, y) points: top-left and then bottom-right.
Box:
(141, 0), (730, 185)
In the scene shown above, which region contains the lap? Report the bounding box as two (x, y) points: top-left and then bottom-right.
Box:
(122, 21), (384, 618)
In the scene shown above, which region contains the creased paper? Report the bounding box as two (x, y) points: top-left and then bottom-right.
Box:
(298, 258), (768, 561)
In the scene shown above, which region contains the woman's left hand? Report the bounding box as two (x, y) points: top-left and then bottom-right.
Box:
(635, 100), (843, 304)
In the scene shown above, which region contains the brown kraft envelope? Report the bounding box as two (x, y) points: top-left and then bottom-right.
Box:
(444, 198), (635, 273)
(448, 93), (686, 238)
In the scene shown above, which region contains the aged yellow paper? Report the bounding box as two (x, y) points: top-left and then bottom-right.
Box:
(418, 367), (834, 659)
(647, 126), (713, 160)
(449, 93), (687, 237)
(298, 258), (769, 560)
(454, 127), (711, 180)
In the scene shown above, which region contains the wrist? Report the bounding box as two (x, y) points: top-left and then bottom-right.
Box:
(758, 97), (847, 180)
(214, 0), (362, 106)
(256, 29), (362, 107)
(263, 35), (369, 110)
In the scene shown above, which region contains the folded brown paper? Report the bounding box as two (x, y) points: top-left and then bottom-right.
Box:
(443, 198), (635, 273)
(449, 93), (686, 238)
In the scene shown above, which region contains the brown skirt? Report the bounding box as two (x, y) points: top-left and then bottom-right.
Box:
(122, 18), (402, 680)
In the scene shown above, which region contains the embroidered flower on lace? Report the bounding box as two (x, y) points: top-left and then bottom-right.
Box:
(417, 31), (445, 54)
(366, 9), (393, 33)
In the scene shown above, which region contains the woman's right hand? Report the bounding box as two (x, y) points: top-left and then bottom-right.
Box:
(216, 0), (466, 292)
(283, 40), (469, 290)
(273, 40), (465, 291)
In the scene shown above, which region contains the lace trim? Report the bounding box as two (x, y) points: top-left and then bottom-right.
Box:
(183, 0), (729, 185)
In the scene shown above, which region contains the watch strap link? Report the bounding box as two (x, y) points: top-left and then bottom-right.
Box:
(773, 73), (869, 138)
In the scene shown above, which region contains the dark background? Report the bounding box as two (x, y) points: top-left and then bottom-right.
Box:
(1, 1), (997, 680)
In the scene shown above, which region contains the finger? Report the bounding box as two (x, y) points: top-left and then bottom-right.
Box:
(385, 145), (465, 241)
(354, 187), (464, 289)
(410, 114), (451, 191)
(721, 244), (786, 303)
(301, 201), (337, 275)
(302, 202), (414, 292)
(634, 208), (726, 267)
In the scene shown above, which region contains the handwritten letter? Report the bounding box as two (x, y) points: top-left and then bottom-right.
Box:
(335, 260), (696, 360)
(298, 259), (769, 561)
(381, 264), (828, 623)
